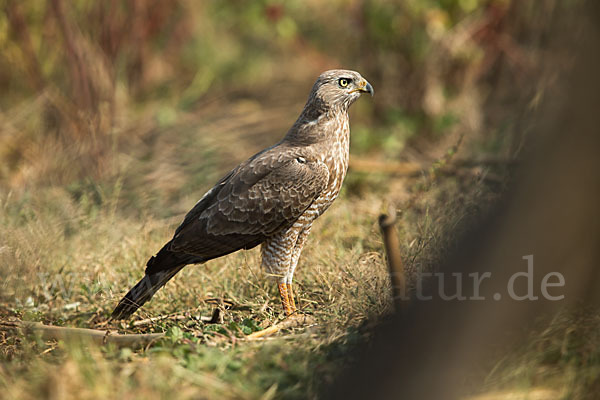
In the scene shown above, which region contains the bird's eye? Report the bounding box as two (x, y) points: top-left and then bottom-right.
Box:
(338, 78), (351, 88)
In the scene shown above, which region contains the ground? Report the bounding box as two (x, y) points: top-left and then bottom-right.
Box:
(0, 89), (484, 399)
(0, 2), (598, 397)
(1, 91), (597, 398)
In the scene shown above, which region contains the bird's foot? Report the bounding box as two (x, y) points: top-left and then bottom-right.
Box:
(278, 283), (296, 316)
(247, 281), (311, 339)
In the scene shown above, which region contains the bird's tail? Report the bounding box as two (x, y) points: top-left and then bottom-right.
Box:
(110, 266), (185, 320)
(111, 242), (202, 320)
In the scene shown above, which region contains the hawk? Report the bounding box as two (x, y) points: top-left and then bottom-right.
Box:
(111, 70), (374, 319)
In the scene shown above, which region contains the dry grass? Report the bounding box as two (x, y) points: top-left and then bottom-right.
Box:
(1, 86), (597, 399)
(0, 186), (392, 399)
(0, 81), (510, 398)
(0, 87), (389, 399)
(1, 2), (596, 396)
(1, 119), (597, 400)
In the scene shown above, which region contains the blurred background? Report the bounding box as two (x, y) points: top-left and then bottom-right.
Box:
(0, 0), (558, 195)
(1, 1), (597, 399)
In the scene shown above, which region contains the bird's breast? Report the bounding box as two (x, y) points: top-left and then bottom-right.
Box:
(313, 119), (350, 215)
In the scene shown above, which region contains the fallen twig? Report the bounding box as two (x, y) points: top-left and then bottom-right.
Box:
(246, 314), (316, 340)
(133, 314), (187, 327)
(131, 309), (222, 327)
(129, 298), (239, 327)
(1, 320), (165, 349)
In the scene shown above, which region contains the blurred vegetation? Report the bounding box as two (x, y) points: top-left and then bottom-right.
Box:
(1, 0), (594, 399)
(1, 0), (566, 190)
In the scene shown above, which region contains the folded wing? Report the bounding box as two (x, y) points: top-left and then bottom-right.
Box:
(146, 148), (329, 274)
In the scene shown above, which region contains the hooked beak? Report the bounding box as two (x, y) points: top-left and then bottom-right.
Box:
(358, 80), (374, 97)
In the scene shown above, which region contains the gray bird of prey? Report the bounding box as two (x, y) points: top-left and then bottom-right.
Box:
(111, 69), (373, 319)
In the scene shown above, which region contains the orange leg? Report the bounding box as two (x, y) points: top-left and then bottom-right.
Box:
(278, 283), (294, 316)
(286, 283), (297, 313)
(247, 282), (308, 339)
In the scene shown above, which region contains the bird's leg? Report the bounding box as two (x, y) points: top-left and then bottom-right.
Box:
(250, 228), (314, 339)
(286, 283), (296, 313)
(278, 279), (294, 316)
(262, 224), (312, 317)
(247, 278), (312, 339)
(285, 225), (311, 315)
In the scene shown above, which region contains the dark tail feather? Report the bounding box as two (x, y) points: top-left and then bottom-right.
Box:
(111, 242), (204, 320)
(111, 265), (185, 320)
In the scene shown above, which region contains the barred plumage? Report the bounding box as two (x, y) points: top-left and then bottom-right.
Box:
(111, 70), (373, 319)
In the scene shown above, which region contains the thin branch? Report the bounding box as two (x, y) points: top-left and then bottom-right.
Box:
(246, 314), (316, 340)
(1, 320), (164, 349)
(132, 307), (223, 327)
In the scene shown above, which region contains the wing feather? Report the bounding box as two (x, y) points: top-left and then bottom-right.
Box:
(168, 147), (329, 259)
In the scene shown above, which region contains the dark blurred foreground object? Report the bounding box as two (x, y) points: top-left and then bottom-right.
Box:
(329, 3), (600, 400)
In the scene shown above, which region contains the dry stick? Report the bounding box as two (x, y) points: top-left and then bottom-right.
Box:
(131, 302), (229, 327)
(132, 314), (188, 327)
(379, 207), (407, 312)
(1, 321), (164, 349)
(376, 137), (467, 307)
(246, 314), (316, 340)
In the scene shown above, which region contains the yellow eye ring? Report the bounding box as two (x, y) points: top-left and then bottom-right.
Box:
(338, 78), (350, 88)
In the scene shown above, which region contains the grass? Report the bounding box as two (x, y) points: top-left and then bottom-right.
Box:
(1, 90), (598, 399)
(0, 76), (509, 397)
(1, 2), (597, 395)
(0, 180), (391, 399)
(472, 309), (600, 399)
(0, 88), (394, 398)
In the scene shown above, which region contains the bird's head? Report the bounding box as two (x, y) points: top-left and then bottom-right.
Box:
(308, 69), (374, 113)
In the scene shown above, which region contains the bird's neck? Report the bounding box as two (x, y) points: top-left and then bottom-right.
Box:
(285, 102), (350, 146)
